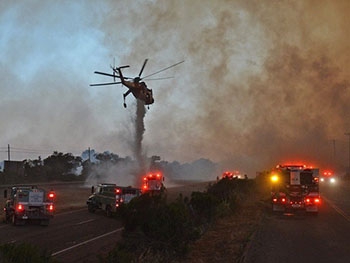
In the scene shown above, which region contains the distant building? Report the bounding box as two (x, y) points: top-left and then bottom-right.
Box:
(4, 160), (25, 176)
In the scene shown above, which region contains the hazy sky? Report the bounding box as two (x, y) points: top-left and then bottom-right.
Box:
(1, 0), (349, 176)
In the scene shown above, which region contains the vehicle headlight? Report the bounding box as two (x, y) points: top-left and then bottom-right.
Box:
(330, 178), (336, 183)
(271, 175), (279, 183)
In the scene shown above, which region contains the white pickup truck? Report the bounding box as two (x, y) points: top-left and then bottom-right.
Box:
(3, 185), (55, 226)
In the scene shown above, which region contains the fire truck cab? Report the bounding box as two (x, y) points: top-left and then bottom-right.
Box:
(270, 164), (320, 215)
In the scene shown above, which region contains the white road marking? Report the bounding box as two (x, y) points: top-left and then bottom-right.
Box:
(323, 196), (350, 222)
(75, 219), (95, 225)
(51, 227), (124, 257)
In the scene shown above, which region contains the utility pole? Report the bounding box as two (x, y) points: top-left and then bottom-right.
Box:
(345, 133), (350, 176)
(88, 147), (91, 163)
(7, 144), (10, 161)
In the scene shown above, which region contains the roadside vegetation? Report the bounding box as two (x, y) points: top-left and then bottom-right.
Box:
(0, 242), (56, 263)
(99, 178), (260, 263)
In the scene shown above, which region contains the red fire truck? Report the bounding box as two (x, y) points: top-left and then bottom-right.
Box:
(270, 164), (321, 215)
(142, 173), (165, 194)
(222, 171), (242, 179)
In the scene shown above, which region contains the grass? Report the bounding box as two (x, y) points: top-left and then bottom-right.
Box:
(182, 183), (267, 263)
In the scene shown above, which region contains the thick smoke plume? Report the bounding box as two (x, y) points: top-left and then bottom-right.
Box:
(102, 0), (350, 176)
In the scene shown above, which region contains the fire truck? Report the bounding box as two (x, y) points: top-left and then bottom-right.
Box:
(87, 183), (141, 216)
(222, 171), (242, 179)
(3, 185), (55, 226)
(142, 173), (165, 194)
(270, 164), (321, 215)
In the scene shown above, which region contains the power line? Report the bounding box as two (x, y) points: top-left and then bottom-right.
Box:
(0, 145), (88, 161)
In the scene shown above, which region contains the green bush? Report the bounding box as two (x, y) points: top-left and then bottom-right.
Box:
(190, 191), (219, 224)
(123, 194), (197, 255)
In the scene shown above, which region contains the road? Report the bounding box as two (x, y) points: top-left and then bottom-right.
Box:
(0, 208), (123, 262)
(0, 181), (210, 262)
(242, 181), (350, 263)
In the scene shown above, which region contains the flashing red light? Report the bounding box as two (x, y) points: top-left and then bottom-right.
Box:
(17, 204), (24, 212)
(116, 188), (120, 193)
(143, 185), (148, 189)
(48, 204), (54, 211)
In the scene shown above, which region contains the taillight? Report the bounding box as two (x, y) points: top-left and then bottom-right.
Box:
(16, 204), (24, 212)
(48, 204), (54, 211)
(48, 191), (56, 201)
(281, 198), (286, 203)
(273, 198), (277, 203)
(305, 197), (321, 204)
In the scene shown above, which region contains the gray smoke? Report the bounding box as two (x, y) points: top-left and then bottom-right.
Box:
(133, 99), (147, 177)
(100, 0), (350, 176)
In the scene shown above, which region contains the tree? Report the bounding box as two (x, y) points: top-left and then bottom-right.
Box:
(44, 151), (82, 181)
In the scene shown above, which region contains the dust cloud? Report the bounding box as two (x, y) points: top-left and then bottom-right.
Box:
(86, 99), (148, 186)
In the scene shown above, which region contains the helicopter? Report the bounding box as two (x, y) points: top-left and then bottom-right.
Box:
(90, 59), (184, 108)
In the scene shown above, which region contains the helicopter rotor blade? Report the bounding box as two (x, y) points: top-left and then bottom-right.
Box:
(138, 58), (148, 77)
(111, 67), (133, 80)
(142, 60), (184, 80)
(90, 82), (122, 86)
(145, 76), (174, 81)
(94, 71), (117, 78)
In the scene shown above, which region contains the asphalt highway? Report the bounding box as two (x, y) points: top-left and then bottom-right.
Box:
(242, 181), (350, 263)
(0, 181), (210, 262)
(0, 208), (123, 262)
